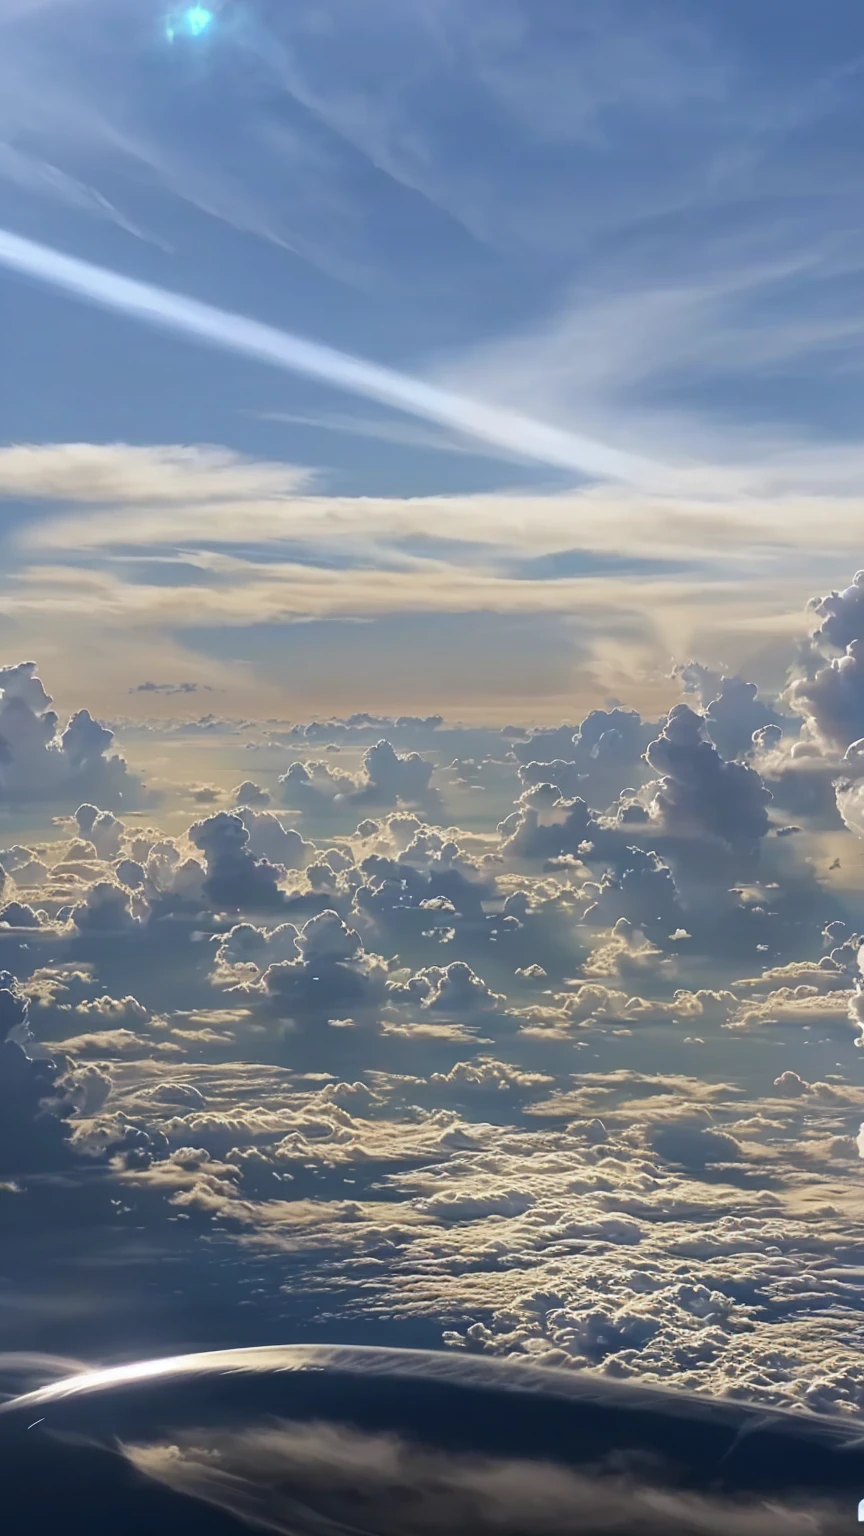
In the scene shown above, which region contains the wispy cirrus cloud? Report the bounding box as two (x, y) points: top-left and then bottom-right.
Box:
(0, 228), (670, 486)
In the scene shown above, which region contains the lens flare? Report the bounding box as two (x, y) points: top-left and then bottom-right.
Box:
(166, 6), (214, 41)
(185, 7), (213, 34)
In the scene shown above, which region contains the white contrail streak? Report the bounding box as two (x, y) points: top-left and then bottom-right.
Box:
(0, 228), (676, 488)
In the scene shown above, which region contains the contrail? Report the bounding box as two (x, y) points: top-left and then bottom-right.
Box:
(0, 227), (668, 486)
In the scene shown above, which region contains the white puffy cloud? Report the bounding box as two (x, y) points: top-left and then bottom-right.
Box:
(789, 641), (864, 751)
(6, 575), (864, 1418)
(0, 663), (143, 808)
(189, 810), (288, 911)
(236, 806), (313, 869)
(250, 910), (390, 1030)
(234, 780), (271, 807)
(645, 705), (772, 851)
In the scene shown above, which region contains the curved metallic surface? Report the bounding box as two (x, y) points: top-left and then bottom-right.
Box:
(0, 1344), (861, 1533)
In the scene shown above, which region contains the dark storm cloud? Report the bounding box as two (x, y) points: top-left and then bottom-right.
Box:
(504, 703), (773, 874)
(71, 880), (140, 933)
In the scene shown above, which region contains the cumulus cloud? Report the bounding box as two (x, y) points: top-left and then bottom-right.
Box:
(235, 806), (313, 869)
(582, 848), (684, 935)
(354, 740), (436, 807)
(251, 910), (389, 1030)
(702, 677), (786, 761)
(0, 663), (143, 808)
(7, 572), (864, 1419)
(70, 880), (140, 933)
(782, 571), (864, 752)
(189, 811), (287, 911)
(211, 921), (301, 985)
(806, 568), (864, 655)
(74, 804), (125, 858)
(389, 960), (508, 1019)
(789, 641), (864, 751)
(514, 707), (653, 810)
(234, 780), (271, 807)
(281, 739), (438, 817)
(645, 705), (772, 851)
(0, 972), (95, 1173)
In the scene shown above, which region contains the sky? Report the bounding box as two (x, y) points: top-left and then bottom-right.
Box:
(3, 0), (864, 719)
(5, 0), (864, 1437)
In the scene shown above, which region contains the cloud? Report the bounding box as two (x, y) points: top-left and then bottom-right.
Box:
(0, 662), (143, 809)
(0, 228), (669, 487)
(3, 577), (864, 1413)
(805, 570), (864, 655)
(0, 139), (155, 241)
(650, 1116), (744, 1169)
(71, 880), (139, 934)
(235, 807), (312, 868)
(0, 442), (311, 505)
(583, 848), (684, 935)
(131, 681), (212, 697)
(123, 1416), (850, 1536)
(233, 780), (270, 808)
(189, 811), (288, 912)
(515, 707), (654, 811)
(280, 740), (439, 817)
(75, 805), (125, 859)
(390, 960), (507, 1020)
(645, 705), (772, 851)
(789, 641), (864, 752)
(783, 570), (864, 751)
(691, 673), (787, 761)
(353, 740), (437, 808)
(211, 921), (302, 987)
(0, 972), (90, 1173)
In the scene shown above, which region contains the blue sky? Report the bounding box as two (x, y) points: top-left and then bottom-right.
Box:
(2, 0), (864, 717)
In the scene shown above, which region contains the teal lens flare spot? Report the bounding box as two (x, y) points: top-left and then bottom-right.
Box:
(166, 6), (214, 41)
